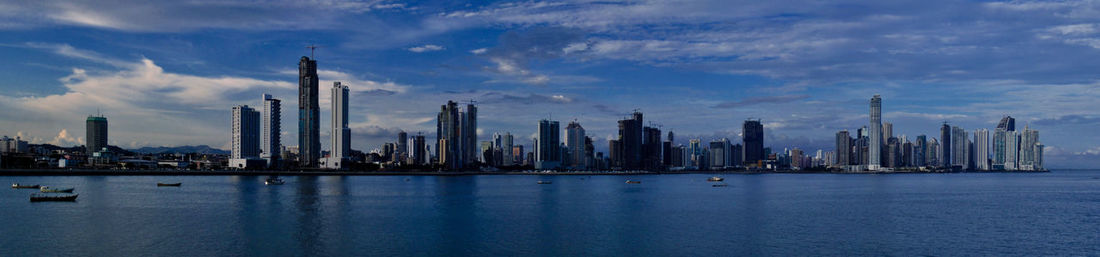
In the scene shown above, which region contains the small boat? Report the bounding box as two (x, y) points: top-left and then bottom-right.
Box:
(537, 181), (552, 184)
(157, 183), (182, 187)
(30, 193), (78, 202)
(12, 183), (40, 189)
(265, 178), (285, 185)
(712, 183), (729, 187)
(625, 180), (641, 184)
(707, 177), (724, 182)
(39, 186), (75, 193)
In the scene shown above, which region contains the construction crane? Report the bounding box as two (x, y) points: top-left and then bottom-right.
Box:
(306, 44), (320, 59)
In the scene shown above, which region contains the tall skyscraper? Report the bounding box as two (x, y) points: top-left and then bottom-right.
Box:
(1005, 130), (1019, 170)
(261, 94), (281, 166)
(412, 133), (426, 165)
(564, 121), (586, 169)
(836, 130), (851, 166)
(883, 122), (893, 141)
(868, 94), (882, 170)
(742, 119), (764, 166)
(86, 115), (108, 154)
(397, 131), (408, 162)
(974, 129), (990, 170)
(231, 105), (261, 160)
(940, 123), (952, 168)
(997, 116), (1016, 132)
(616, 111), (644, 170)
(298, 56), (321, 168)
(1020, 124), (1039, 170)
(643, 126), (662, 170)
(437, 101), (462, 170)
(952, 126), (967, 168)
(536, 119), (561, 169)
(709, 139), (728, 169)
(463, 103), (478, 166)
(915, 135), (927, 167)
(502, 132), (514, 166)
(329, 82), (350, 160)
(993, 128), (1007, 170)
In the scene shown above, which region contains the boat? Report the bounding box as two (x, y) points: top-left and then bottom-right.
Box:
(537, 181), (552, 184)
(712, 183), (729, 187)
(30, 193), (78, 202)
(39, 186), (75, 193)
(625, 180), (642, 184)
(707, 176), (724, 182)
(157, 183), (182, 187)
(265, 178), (285, 185)
(12, 183), (40, 189)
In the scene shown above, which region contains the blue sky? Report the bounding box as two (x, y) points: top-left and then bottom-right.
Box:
(1, 0), (1100, 168)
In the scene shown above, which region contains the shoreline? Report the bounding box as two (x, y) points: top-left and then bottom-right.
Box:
(0, 169), (1050, 176)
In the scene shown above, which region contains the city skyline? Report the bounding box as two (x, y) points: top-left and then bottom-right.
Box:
(1, 1), (1099, 168)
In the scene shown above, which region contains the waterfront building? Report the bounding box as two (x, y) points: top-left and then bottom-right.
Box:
(835, 130), (851, 166)
(0, 136), (28, 153)
(86, 115), (108, 155)
(261, 94), (281, 167)
(463, 103), (478, 167)
(975, 129), (990, 170)
(230, 105), (261, 169)
(868, 95), (882, 170)
(502, 132), (514, 166)
(397, 131), (408, 163)
(642, 126), (662, 170)
(940, 123), (952, 168)
(436, 101), (476, 170)
(616, 111), (644, 170)
(565, 121), (586, 169)
(742, 119), (764, 166)
(951, 126), (968, 169)
(321, 82), (350, 169)
(412, 133), (426, 165)
(298, 56), (321, 168)
(1005, 130), (1019, 170)
(1020, 125), (1040, 170)
(709, 139), (728, 169)
(513, 145), (524, 166)
(536, 119), (561, 169)
(915, 135), (927, 167)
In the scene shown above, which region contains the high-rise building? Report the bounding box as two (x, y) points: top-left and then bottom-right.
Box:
(835, 130), (851, 166)
(536, 119), (561, 169)
(709, 139), (729, 169)
(643, 126), (662, 170)
(1005, 130), (1019, 170)
(940, 123), (952, 168)
(997, 116), (1016, 132)
(261, 94), (281, 166)
(564, 121), (586, 169)
(1020, 125), (1039, 170)
(231, 105), (261, 160)
(298, 56), (321, 168)
(435, 101), (476, 170)
(883, 122), (893, 142)
(689, 139), (703, 169)
(915, 135), (927, 167)
(86, 115), (108, 154)
(512, 145), (524, 166)
(501, 132), (514, 166)
(868, 95), (882, 170)
(993, 128), (1007, 170)
(974, 129), (990, 170)
(397, 131), (408, 163)
(951, 126), (967, 169)
(412, 133), (426, 165)
(742, 119), (764, 166)
(616, 111), (644, 170)
(463, 104), (478, 166)
(322, 82), (350, 169)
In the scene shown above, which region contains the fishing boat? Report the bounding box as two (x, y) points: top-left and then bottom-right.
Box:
(39, 186), (75, 193)
(30, 193), (78, 202)
(625, 180), (642, 184)
(537, 181), (552, 184)
(265, 178), (285, 185)
(156, 183), (182, 187)
(12, 183), (40, 189)
(707, 177), (724, 182)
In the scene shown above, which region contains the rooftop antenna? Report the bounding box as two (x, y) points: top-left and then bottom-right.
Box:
(306, 44), (319, 59)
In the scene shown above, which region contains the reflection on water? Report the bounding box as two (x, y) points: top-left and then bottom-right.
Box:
(1, 171), (1099, 256)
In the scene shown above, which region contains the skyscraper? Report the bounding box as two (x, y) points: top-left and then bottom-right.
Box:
(412, 133), (426, 165)
(536, 119), (561, 169)
(974, 129), (990, 170)
(742, 119), (764, 166)
(564, 121), (586, 169)
(836, 130), (851, 166)
(1020, 124), (1039, 170)
(261, 94), (281, 166)
(617, 111), (644, 170)
(298, 56), (321, 168)
(940, 123), (951, 168)
(323, 82), (350, 169)
(437, 101), (462, 170)
(952, 126), (967, 169)
(868, 94), (882, 170)
(86, 115), (108, 154)
(397, 131), (408, 163)
(502, 132), (514, 166)
(231, 105), (261, 160)
(463, 103), (478, 166)
(997, 116), (1016, 132)
(1005, 130), (1019, 170)
(643, 126), (662, 170)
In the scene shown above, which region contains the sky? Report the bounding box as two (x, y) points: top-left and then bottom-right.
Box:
(1, 0), (1100, 168)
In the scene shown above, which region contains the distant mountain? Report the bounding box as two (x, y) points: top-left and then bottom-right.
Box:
(29, 144), (136, 156)
(130, 145), (229, 155)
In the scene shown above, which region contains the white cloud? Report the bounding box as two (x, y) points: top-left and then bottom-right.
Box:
(470, 48), (488, 54)
(407, 44), (445, 53)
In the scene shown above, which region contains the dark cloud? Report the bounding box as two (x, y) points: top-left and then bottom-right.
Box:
(713, 95), (810, 109)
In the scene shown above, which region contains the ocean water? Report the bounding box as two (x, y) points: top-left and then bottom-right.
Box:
(2, 171), (1099, 256)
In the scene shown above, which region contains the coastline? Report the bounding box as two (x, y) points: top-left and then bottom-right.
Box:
(0, 169), (1050, 176)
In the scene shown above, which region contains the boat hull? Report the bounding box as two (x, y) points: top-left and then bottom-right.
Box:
(30, 194), (78, 202)
(157, 183), (182, 187)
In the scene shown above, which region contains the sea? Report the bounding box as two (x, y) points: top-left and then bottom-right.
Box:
(2, 170), (1098, 256)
